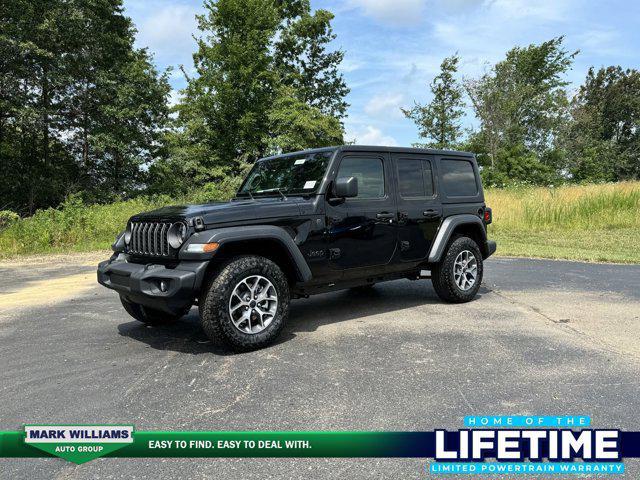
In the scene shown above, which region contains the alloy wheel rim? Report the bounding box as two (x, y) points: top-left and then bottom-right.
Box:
(454, 250), (478, 291)
(228, 275), (278, 334)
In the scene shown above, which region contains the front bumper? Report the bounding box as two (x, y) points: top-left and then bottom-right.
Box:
(97, 254), (209, 314)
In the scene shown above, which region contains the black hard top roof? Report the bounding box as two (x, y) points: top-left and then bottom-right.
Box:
(259, 145), (475, 161)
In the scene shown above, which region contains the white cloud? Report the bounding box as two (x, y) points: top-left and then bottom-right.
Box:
(346, 125), (398, 146)
(349, 0), (424, 25)
(576, 29), (623, 56)
(135, 5), (199, 66)
(340, 57), (365, 73)
(487, 0), (572, 22)
(364, 93), (405, 118)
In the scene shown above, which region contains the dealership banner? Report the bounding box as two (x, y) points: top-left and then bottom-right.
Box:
(2, 416), (640, 473)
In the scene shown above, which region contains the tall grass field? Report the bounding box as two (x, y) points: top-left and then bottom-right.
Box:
(486, 182), (640, 263)
(1, 182), (639, 263)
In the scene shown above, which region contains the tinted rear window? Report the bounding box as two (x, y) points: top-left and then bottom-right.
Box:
(441, 159), (478, 197)
(397, 158), (434, 198)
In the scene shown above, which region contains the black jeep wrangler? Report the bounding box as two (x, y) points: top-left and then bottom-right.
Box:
(98, 146), (496, 350)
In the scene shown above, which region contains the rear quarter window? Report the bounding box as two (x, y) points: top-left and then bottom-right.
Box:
(441, 159), (478, 197)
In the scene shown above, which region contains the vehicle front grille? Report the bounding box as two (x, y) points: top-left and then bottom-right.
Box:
(128, 221), (172, 256)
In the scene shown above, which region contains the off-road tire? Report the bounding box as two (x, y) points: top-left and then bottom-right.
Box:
(119, 295), (187, 325)
(431, 235), (483, 303)
(199, 255), (290, 351)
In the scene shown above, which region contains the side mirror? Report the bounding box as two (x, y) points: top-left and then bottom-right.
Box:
(334, 176), (358, 198)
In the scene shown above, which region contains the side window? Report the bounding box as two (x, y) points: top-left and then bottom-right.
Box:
(398, 159), (424, 197)
(337, 156), (385, 199)
(441, 159), (478, 197)
(397, 158), (434, 198)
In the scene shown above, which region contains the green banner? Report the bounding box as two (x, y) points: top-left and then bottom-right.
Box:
(2, 428), (639, 465)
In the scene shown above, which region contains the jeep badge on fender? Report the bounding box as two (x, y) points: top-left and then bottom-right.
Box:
(97, 146), (497, 351)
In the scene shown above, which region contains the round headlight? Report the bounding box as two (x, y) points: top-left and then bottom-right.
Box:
(124, 223), (132, 244)
(168, 222), (188, 249)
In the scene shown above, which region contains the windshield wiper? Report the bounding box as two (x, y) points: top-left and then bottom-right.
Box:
(255, 188), (287, 200)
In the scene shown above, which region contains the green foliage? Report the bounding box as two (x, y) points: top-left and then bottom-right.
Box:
(177, 0), (281, 168)
(0, 210), (20, 229)
(169, 0), (348, 181)
(0, 0), (171, 213)
(403, 54), (464, 149)
(464, 37), (577, 180)
(0, 181), (243, 257)
(0, 194), (159, 256)
(264, 87), (344, 155)
(486, 182), (640, 263)
(564, 66), (640, 182)
(274, 3), (349, 118)
(479, 144), (560, 187)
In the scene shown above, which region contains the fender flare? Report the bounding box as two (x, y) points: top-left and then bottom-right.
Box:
(427, 214), (487, 263)
(180, 225), (312, 282)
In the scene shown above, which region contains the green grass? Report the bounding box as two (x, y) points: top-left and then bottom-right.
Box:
(1, 181), (639, 263)
(0, 196), (166, 257)
(485, 182), (640, 263)
(0, 180), (239, 259)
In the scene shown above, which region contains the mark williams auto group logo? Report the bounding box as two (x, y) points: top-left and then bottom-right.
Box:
(24, 425), (133, 464)
(431, 415), (624, 475)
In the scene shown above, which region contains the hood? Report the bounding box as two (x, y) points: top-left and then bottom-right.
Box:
(131, 197), (307, 225)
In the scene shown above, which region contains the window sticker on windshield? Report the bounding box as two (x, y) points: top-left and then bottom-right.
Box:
(303, 180), (316, 189)
(294, 159), (306, 165)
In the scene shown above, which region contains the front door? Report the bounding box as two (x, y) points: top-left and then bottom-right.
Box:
(325, 153), (397, 271)
(392, 153), (441, 262)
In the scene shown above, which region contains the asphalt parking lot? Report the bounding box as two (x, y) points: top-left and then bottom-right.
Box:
(1, 253), (639, 479)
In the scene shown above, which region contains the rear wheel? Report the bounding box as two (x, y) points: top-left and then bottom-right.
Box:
(199, 255), (290, 351)
(431, 236), (483, 303)
(119, 296), (187, 325)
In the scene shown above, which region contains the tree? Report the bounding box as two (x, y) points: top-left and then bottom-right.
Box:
(0, 0), (78, 213)
(62, 0), (170, 201)
(403, 54), (464, 149)
(85, 49), (170, 199)
(177, 0), (280, 170)
(274, 2), (349, 119)
(169, 0), (348, 188)
(264, 86), (344, 155)
(465, 37), (577, 181)
(0, 0), (170, 212)
(565, 66), (640, 181)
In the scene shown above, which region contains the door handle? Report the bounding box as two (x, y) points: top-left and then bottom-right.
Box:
(423, 209), (440, 219)
(376, 212), (395, 219)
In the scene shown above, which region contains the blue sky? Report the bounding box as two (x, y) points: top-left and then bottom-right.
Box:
(124, 0), (640, 147)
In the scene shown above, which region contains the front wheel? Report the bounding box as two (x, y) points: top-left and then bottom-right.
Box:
(199, 256), (290, 351)
(431, 236), (483, 303)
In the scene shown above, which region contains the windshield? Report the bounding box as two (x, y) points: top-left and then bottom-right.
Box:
(238, 151), (334, 196)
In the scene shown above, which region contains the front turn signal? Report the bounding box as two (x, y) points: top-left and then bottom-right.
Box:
(203, 242), (220, 253)
(185, 242), (219, 253)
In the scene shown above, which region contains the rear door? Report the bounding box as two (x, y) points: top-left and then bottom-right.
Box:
(392, 153), (441, 262)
